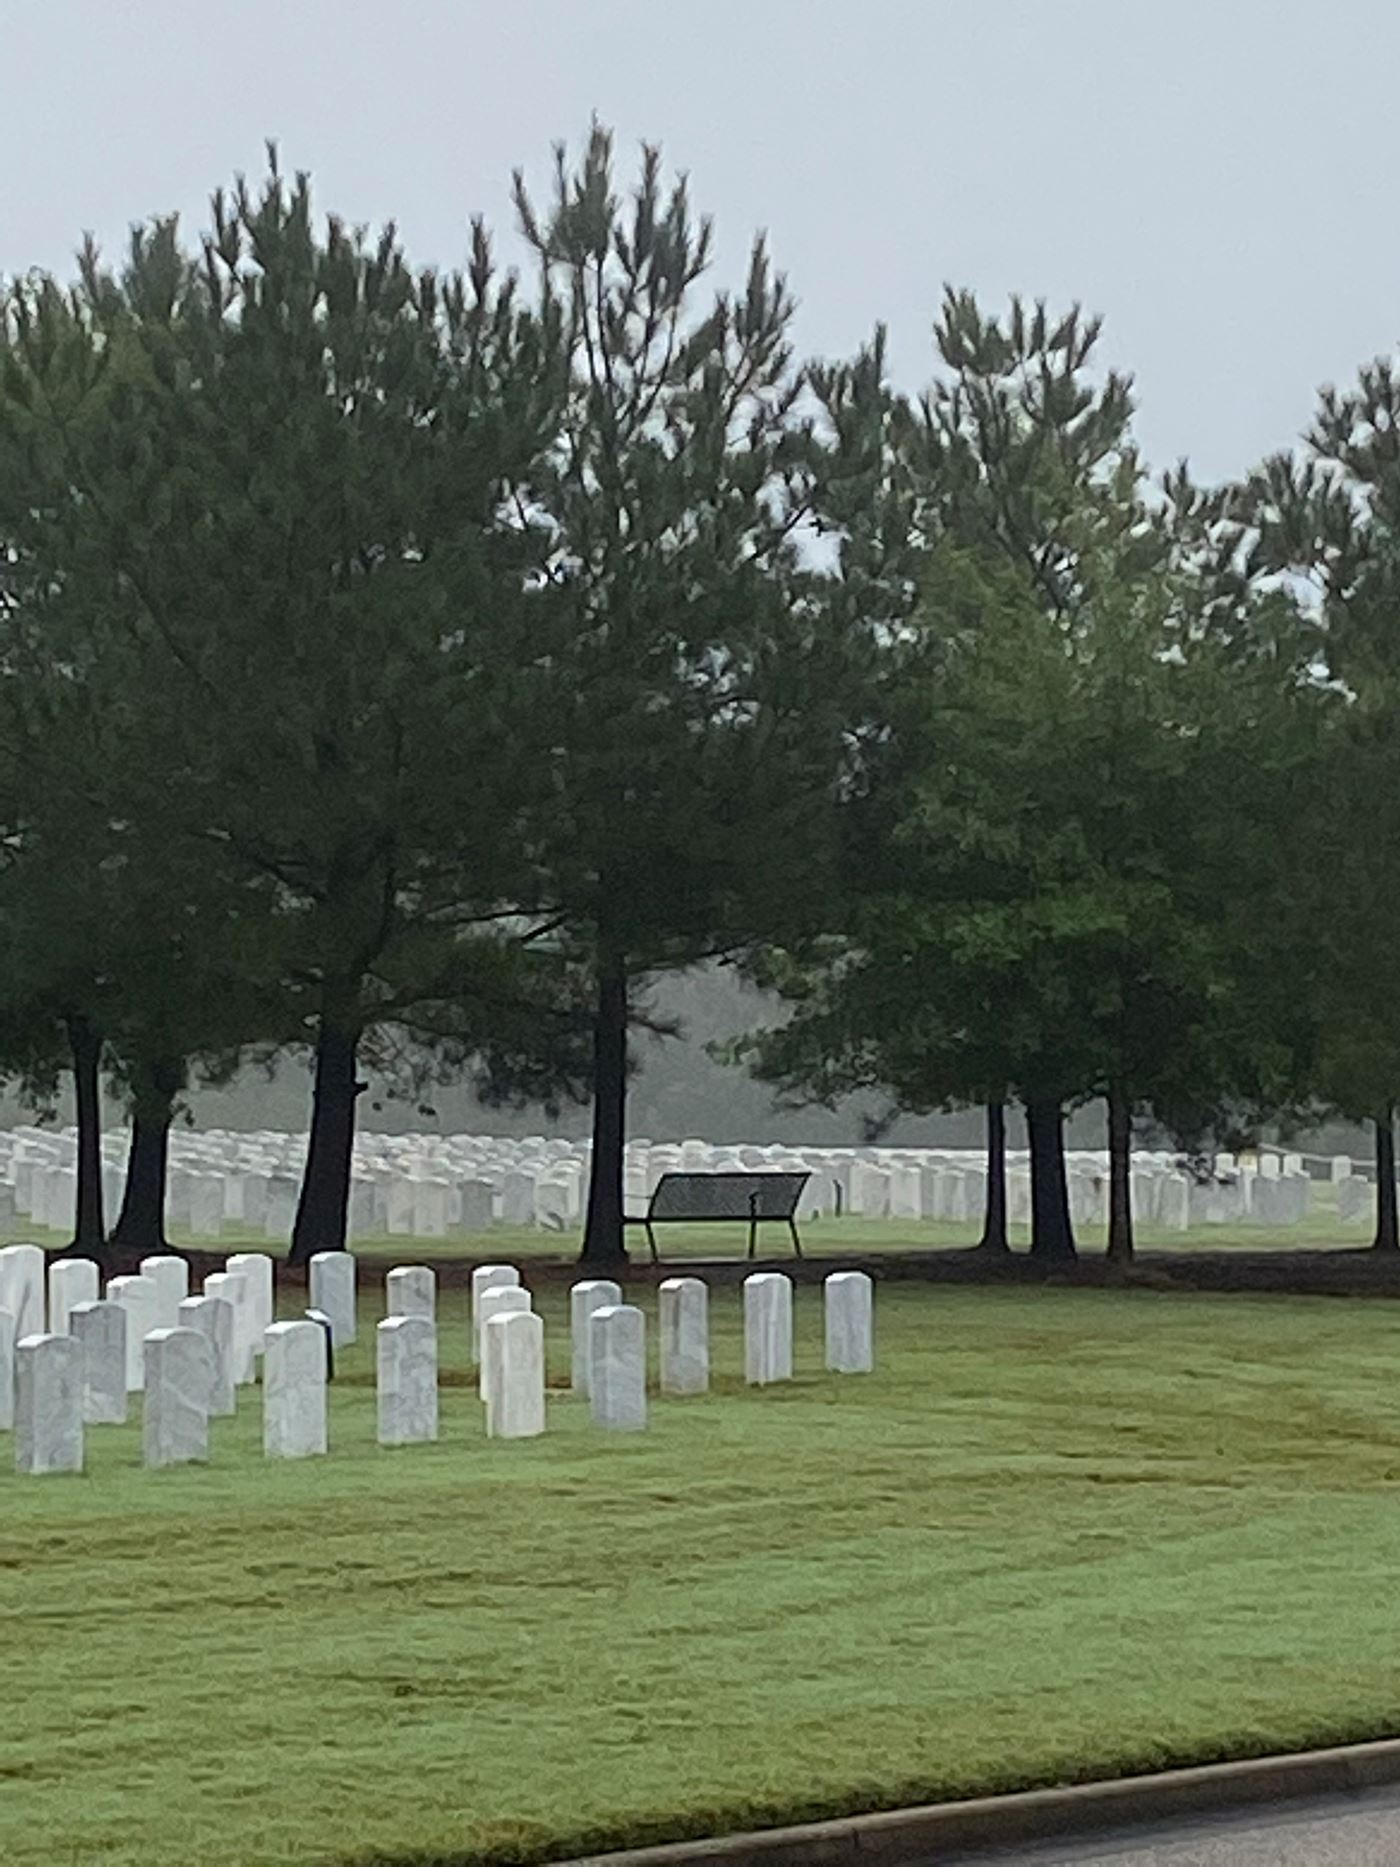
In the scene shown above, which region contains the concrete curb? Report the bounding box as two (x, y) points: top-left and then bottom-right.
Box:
(552, 1736), (1400, 1864)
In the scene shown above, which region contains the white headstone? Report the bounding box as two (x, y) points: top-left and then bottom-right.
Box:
(824, 1271), (873, 1374)
(386, 1178), (415, 1235)
(347, 1176), (376, 1240)
(1337, 1175), (1371, 1225)
(42, 1166), (76, 1231)
(1238, 1165), (1258, 1216)
(178, 1295), (236, 1416)
(69, 1300), (127, 1424)
(188, 1175), (224, 1239)
(225, 1253), (274, 1342)
(376, 1315), (438, 1446)
(477, 1285), (532, 1398)
(203, 1270), (255, 1385)
(143, 1327), (213, 1468)
(455, 1180), (495, 1232)
(483, 1308), (545, 1439)
(658, 1277), (709, 1396)
(849, 1163), (891, 1218)
(0, 1308), (14, 1429)
(47, 1257), (99, 1335)
(166, 1168), (195, 1228)
(589, 1305), (647, 1431)
(624, 1162), (650, 1212)
(1158, 1174), (1190, 1232)
(386, 1264), (435, 1322)
(1250, 1174), (1282, 1226)
(744, 1272), (793, 1386)
(263, 1319), (327, 1458)
(309, 1250), (357, 1347)
(470, 1264), (520, 1364)
(0, 1243), (45, 1339)
(262, 1176), (299, 1242)
(242, 1173), (271, 1229)
(16, 1333), (83, 1474)
(1284, 1170), (1312, 1222)
(1130, 1169), (1161, 1224)
(222, 1171), (248, 1222)
(535, 1175), (575, 1230)
(888, 1164), (922, 1220)
(412, 1179), (449, 1237)
(500, 1170), (537, 1225)
(570, 1279), (622, 1395)
(105, 1274), (162, 1391)
(139, 1255), (190, 1331)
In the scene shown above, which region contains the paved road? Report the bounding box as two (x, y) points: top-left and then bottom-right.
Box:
(955, 1783), (1400, 1864)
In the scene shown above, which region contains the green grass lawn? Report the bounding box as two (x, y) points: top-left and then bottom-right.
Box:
(7, 1282), (1400, 1865)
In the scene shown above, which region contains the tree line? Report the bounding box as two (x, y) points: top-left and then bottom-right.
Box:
(0, 127), (1395, 1269)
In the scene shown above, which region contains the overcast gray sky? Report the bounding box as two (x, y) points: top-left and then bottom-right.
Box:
(4, 0), (1397, 484)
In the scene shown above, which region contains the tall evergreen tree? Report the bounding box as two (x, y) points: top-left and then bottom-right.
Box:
(0, 162), (575, 1261)
(908, 294), (1141, 1254)
(744, 303), (1319, 1264)
(1245, 361), (1400, 1248)
(512, 128), (854, 1265)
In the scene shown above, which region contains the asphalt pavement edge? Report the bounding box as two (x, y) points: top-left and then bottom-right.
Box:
(552, 1735), (1400, 1866)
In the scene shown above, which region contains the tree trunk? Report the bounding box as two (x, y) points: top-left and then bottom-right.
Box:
(289, 1000), (364, 1266)
(109, 1057), (182, 1254)
(66, 1013), (106, 1257)
(1374, 1108), (1398, 1252)
(1026, 1098), (1077, 1261)
(580, 951), (629, 1267)
(976, 1100), (1009, 1253)
(1106, 1086), (1134, 1263)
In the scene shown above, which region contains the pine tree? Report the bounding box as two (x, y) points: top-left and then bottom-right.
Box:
(1244, 362), (1400, 1249)
(511, 127), (852, 1265)
(0, 160), (577, 1261)
(743, 301), (1316, 1265)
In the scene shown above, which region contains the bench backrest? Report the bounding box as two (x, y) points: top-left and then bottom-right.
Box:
(647, 1171), (810, 1222)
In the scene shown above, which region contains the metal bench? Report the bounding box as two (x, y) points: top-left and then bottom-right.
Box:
(624, 1170), (809, 1263)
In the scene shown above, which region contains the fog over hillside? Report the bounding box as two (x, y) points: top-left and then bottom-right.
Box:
(181, 968), (986, 1146)
(0, 965), (1369, 1159)
(0, 964), (974, 1144)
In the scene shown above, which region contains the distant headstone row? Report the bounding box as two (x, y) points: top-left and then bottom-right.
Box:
(0, 1241), (873, 1476)
(0, 1125), (1356, 1242)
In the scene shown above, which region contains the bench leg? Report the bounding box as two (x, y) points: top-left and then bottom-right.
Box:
(646, 1222), (659, 1264)
(789, 1218), (803, 1260)
(748, 1217), (758, 1260)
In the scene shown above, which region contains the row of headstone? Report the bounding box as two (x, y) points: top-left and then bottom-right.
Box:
(0, 1122), (1347, 1243)
(0, 1240), (329, 1473)
(471, 1266), (873, 1438)
(2, 1239), (876, 1475)
(268, 1257), (872, 1450)
(0, 1241), (285, 1369)
(5, 1307), (329, 1475)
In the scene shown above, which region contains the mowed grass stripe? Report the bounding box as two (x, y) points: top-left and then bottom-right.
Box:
(4, 1285), (1400, 1864)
